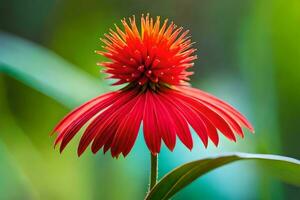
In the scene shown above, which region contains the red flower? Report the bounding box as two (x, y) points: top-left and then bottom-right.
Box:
(52, 14), (254, 158)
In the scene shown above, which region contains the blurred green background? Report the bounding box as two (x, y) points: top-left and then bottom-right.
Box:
(0, 0), (299, 199)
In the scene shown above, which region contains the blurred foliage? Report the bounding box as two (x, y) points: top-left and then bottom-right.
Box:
(0, 31), (107, 107)
(0, 0), (299, 199)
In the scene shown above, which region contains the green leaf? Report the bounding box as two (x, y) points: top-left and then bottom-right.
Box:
(146, 153), (300, 200)
(0, 31), (108, 108)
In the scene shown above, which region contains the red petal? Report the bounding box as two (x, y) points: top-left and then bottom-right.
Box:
(143, 91), (162, 154)
(160, 92), (209, 147)
(201, 101), (244, 138)
(178, 87), (254, 132)
(56, 91), (122, 152)
(110, 94), (144, 157)
(90, 90), (139, 154)
(198, 113), (219, 146)
(158, 93), (193, 150)
(151, 92), (176, 151)
(166, 89), (236, 142)
(52, 92), (114, 135)
(77, 90), (138, 156)
(103, 133), (114, 154)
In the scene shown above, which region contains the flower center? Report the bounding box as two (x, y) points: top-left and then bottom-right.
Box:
(124, 51), (162, 89)
(133, 65), (157, 86)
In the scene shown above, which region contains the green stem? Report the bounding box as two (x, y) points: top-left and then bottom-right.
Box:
(149, 153), (158, 191)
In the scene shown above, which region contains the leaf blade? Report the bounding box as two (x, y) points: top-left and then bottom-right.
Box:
(146, 153), (300, 200)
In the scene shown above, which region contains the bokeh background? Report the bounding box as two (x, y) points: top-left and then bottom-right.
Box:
(0, 0), (299, 199)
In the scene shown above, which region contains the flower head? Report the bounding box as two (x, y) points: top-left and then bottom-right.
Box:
(98, 14), (195, 88)
(52, 14), (254, 158)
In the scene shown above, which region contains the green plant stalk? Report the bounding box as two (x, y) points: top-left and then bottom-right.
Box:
(149, 153), (158, 191)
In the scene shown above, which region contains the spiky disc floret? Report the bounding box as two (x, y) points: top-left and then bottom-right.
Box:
(96, 14), (196, 89)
